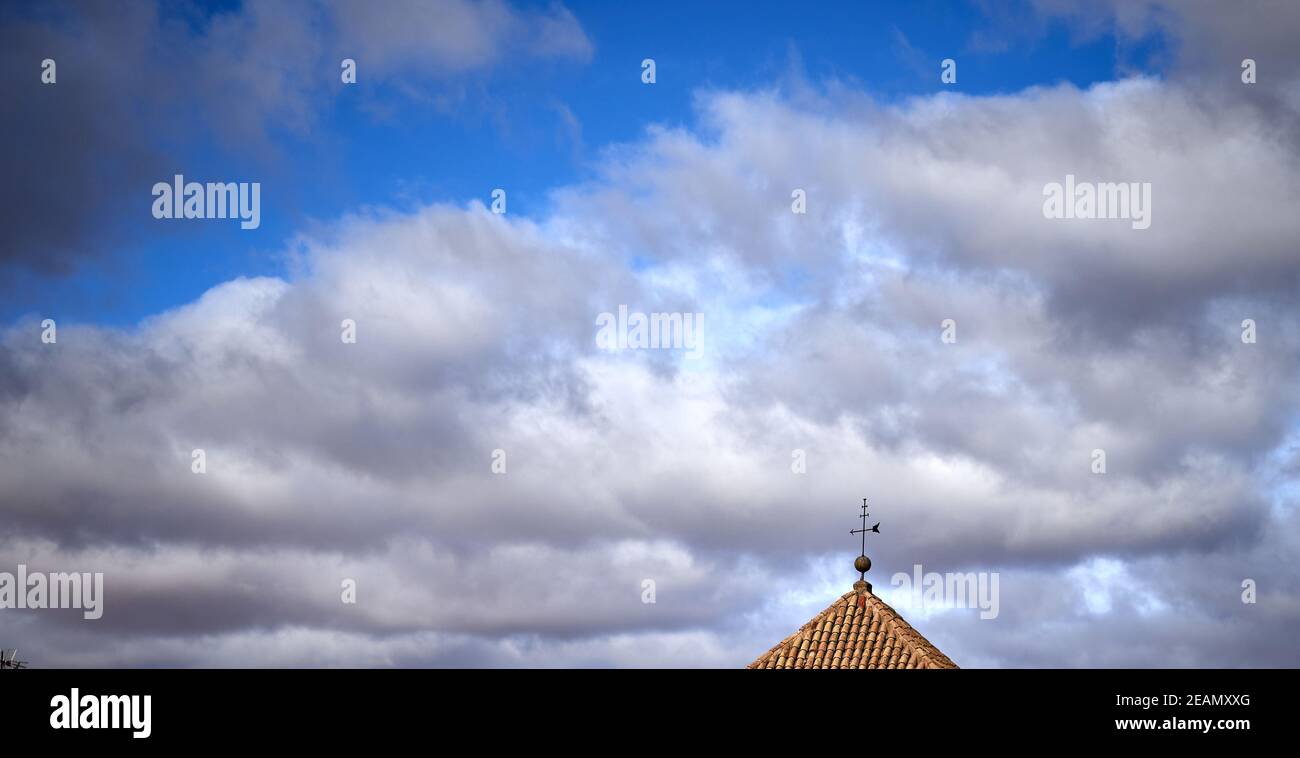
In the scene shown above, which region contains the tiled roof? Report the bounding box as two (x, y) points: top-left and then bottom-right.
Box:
(748, 580), (958, 669)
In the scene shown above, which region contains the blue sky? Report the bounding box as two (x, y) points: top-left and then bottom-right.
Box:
(5, 0), (1154, 327)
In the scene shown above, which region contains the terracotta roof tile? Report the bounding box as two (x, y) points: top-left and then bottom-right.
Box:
(748, 582), (958, 670)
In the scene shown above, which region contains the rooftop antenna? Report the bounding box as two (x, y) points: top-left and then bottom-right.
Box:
(0, 649), (27, 669)
(849, 497), (881, 592)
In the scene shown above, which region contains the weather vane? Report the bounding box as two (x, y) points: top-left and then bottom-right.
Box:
(849, 497), (881, 588)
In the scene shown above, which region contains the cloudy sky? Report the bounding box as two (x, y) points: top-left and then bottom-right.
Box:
(2, 0), (1298, 667)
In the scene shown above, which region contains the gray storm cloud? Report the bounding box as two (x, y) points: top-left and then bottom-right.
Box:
(1, 2), (1298, 667)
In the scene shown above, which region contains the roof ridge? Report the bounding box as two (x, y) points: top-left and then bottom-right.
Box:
(747, 590), (859, 666)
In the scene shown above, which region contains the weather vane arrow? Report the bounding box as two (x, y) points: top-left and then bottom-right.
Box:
(850, 497), (881, 547)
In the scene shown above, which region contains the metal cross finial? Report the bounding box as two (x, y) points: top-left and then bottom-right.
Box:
(849, 497), (881, 556)
(849, 497), (881, 584)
